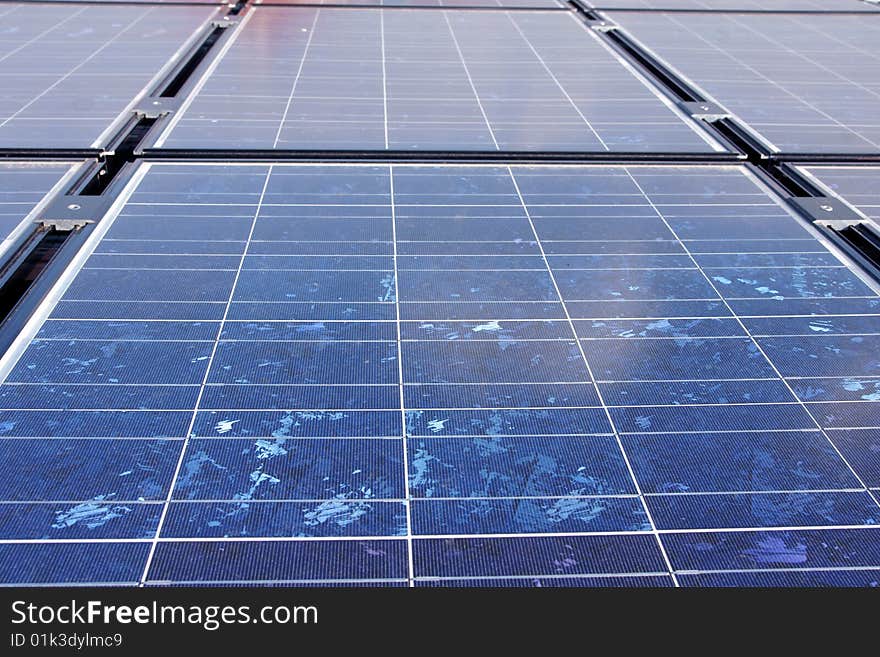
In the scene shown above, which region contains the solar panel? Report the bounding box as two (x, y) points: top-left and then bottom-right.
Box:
(257, 0), (567, 6)
(153, 7), (724, 152)
(798, 166), (880, 222)
(591, 0), (879, 11)
(605, 12), (880, 154)
(0, 4), (219, 149)
(1, 162), (877, 586)
(0, 161), (77, 253)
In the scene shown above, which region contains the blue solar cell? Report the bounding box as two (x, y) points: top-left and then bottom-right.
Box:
(200, 384), (398, 410)
(50, 300), (228, 321)
(412, 535), (668, 578)
(170, 438), (404, 501)
(408, 435), (637, 497)
(556, 269), (718, 300)
(191, 410), (401, 438)
(790, 377), (880, 403)
(0, 503), (160, 540)
(411, 497), (649, 535)
(208, 341), (399, 384)
(0, 543), (150, 585)
(811, 402), (880, 429)
(227, 301), (397, 321)
(744, 315), (880, 337)
(728, 297), (880, 316)
(647, 491), (880, 530)
(610, 403), (816, 432)
(564, 298), (731, 319)
(0, 383), (200, 410)
(36, 319), (219, 341)
(403, 382), (600, 408)
(827, 430), (880, 487)
(219, 320), (395, 341)
(400, 319), (572, 340)
(8, 340), (212, 384)
(707, 266), (875, 299)
(399, 301), (566, 320)
(162, 501), (408, 539)
(582, 338), (776, 381)
(0, 439), (179, 500)
(678, 570), (880, 588)
(600, 379), (794, 406)
(0, 411), (190, 438)
(405, 408), (612, 436)
(662, 528), (880, 571)
(414, 574), (674, 587)
(65, 269), (237, 302)
(623, 431), (861, 492)
(758, 335), (880, 377)
(402, 340), (588, 383)
(148, 540), (409, 583)
(399, 270), (556, 301)
(586, 313), (745, 337)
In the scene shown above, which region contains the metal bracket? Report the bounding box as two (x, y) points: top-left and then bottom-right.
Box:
(789, 196), (865, 224)
(37, 196), (109, 226)
(591, 22), (619, 33)
(211, 18), (239, 28)
(132, 97), (183, 119)
(679, 101), (731, 123)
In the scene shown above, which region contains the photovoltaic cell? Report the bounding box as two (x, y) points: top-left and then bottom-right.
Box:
(0, 161), (76, 250)
(797, 165), (880, 222)
(0, 4), (219, 148)
(606, 11), (880, 153)
(1, 162), (878, 586)
(155, 7), (723, 152)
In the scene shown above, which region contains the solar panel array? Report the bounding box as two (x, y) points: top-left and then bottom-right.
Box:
(0, 0), (877, 588)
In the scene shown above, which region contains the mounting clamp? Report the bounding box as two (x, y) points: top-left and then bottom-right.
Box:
(37, 196), (109, 227)
(679, 101), (731, 123)
(789, 197), (865, 224)
(212, 17), (239, 28)
(132, 97), (184, 119)
(591, 22), (619, 33)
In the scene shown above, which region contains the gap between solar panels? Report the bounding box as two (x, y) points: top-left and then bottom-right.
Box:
(570, 0), (880, 283)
